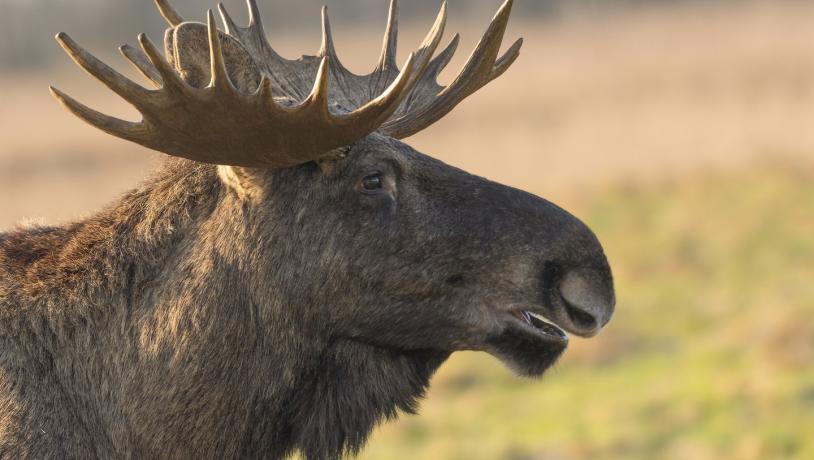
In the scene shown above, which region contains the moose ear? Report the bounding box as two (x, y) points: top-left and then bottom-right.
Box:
(165, 22), (262, 92)
(217, 166), (268, 200)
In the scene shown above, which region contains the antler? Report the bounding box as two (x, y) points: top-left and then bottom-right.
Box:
(382, 0), (522, 138)
(51, 0), (520, 168)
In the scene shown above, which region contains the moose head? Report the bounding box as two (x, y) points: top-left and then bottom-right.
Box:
(44, 0), (616, 457)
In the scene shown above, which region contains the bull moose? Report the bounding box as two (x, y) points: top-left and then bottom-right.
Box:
(0, 0), (615, 458)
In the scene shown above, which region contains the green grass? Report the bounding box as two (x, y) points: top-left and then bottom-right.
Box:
(358, 166), (814, 460)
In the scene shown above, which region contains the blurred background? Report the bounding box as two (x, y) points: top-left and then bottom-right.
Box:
(1, 0), (813, 459)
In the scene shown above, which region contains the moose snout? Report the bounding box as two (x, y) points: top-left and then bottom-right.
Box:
(549, 267), (615, 338)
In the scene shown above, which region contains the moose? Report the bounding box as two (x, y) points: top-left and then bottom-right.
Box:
(0, 0), (615, 458)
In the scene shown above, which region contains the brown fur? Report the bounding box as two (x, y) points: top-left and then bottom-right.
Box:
(1, 134), (614, 459)
(5, 0), (619, 451)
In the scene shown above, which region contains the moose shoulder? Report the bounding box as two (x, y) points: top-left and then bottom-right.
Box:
(0, 0), (615, 458)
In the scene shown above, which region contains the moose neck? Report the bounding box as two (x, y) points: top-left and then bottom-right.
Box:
(2, 159), (447, 459)
(243, 341), (449, 459)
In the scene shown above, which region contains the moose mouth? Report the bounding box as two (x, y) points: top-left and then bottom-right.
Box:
(509, 310), (569, 343)
(483, 308), (569, 378)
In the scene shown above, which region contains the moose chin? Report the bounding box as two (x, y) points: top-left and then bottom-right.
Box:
(0, 0), (615, 458)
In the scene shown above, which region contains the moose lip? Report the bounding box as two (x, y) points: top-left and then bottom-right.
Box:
(510, 310), (569, 343)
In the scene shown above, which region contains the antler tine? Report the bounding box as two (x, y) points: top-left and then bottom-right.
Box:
(303, 56), (332, 115)
(155, 0), (184, 27)
(458, 0), (514, 71)
(426, 33), (460, 79)
(319, 6), (340, 65)
(49, 86), (147, 142)
(217, 0), (287, 69)
(247, 0), (265, 31)
(378, 0), (399, 69)
(343, 1), (445, 129)
(381, 0), (520, 139)
(56, 33), (153, 109)
(207, 10), (235, 92)
(409, 1), (447, 77)
(447, 0), (514, 85)
(242, 0), (276, 53)
(120, 44), (163, 87)
(137, 33), (189, 93)
(492, 37), (523, 80)
(217, 2), (239, 35)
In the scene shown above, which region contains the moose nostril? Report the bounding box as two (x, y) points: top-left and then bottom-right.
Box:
(563, 301), (599, 332)
(557, 269), (614, 336)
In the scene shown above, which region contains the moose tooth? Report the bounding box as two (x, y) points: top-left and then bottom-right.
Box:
(528, 312), (554, 325)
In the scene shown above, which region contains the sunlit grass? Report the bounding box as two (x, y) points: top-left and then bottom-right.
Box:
(360, 166), (814, 460)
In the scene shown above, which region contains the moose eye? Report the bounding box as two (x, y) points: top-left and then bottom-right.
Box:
(361, 173), (384, 192)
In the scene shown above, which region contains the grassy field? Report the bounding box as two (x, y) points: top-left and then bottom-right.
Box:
(1, 1), (813, 459)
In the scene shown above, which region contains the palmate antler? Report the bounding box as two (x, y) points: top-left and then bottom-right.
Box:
(51, 0), (521, 168)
